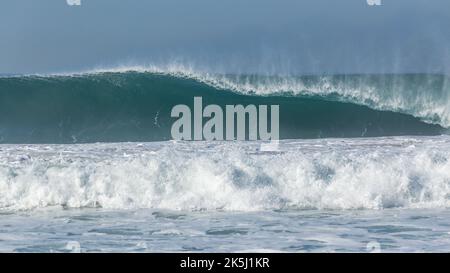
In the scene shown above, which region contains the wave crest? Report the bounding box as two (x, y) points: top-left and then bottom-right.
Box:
(47, 64), (450, 127)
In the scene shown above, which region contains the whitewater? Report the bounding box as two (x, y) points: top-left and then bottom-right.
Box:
(1, 136), (450, 252)
(2, 136), (450, 211)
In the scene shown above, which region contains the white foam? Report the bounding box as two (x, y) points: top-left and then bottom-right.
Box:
(1, 136), (450, 211)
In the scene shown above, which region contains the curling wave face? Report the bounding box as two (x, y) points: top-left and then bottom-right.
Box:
(1, 136), (450, 211)
(0, 66), (448, 143)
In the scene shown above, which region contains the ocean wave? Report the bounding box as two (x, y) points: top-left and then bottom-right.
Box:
(0, 68), (446, 143)
(1, 137), (450, 211)
(35, 64), (450, 127)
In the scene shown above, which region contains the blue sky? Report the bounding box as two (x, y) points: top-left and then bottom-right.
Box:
(1, 0), (450, 74)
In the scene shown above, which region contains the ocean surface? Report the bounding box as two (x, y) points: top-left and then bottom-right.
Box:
(2, 207), (450, 253)
(1, 68), (450, 252)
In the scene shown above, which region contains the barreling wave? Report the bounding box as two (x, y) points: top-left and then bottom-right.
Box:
(1, 137), (450, 211)
(0, 66), (449, 143)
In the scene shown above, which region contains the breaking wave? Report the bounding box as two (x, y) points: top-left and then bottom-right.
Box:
(1, 137), (450, 211)
(0, 65), (448, 143)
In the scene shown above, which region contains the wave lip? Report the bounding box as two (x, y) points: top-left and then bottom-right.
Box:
(1, 136), (450, 211)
